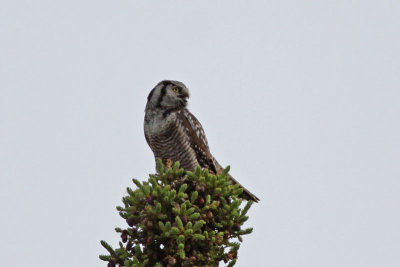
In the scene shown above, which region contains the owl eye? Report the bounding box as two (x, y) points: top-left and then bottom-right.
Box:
(172, 87), (180, 93)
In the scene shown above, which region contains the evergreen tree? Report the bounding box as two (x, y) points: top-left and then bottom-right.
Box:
(100, 160), (255, 267)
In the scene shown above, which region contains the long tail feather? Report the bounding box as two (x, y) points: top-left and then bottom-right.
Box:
(213, 159), (259, 202)
(227, 173), (260, 202)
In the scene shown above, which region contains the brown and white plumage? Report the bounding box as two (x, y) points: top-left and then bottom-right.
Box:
(144, 80), (259, 202)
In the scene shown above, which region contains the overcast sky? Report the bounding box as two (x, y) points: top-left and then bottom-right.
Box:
(1, 1), (399, 266)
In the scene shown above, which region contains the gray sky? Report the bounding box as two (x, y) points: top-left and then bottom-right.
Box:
(1, 1), (399, 266)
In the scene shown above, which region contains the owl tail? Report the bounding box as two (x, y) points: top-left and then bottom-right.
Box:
(227, 173), (260, 203)
(213, 160), (259, 203)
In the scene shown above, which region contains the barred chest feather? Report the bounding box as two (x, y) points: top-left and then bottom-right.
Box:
(144, 109), (199, 171)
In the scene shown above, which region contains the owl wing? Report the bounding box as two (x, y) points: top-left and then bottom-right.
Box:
(178, 109), (217, 173)
(178, 109), (260, 202)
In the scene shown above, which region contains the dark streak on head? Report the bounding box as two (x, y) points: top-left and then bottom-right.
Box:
(147, 88), (155, 102)
(156, 82), (169, 108)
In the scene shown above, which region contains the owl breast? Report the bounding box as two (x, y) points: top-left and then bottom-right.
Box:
(144, 110), (199, 171)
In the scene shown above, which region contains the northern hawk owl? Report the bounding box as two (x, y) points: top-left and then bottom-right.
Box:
(144, 80), (259, 202)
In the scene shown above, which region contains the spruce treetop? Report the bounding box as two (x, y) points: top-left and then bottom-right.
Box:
(100, 160), (254, 267)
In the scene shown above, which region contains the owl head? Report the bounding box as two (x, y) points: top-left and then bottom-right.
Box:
(146, 80), (190, 110)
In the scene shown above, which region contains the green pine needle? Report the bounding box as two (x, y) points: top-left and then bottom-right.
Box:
(99, 161), (256, 266)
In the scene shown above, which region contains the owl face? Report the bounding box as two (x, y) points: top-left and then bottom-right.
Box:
(146, 80), (190, 110)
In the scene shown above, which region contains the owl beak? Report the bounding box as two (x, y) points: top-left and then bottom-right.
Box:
(179, 91), (189, 106)
(180, 90), (189, 99)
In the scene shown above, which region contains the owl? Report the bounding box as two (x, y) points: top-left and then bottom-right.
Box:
(144, 80), (259, 202)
